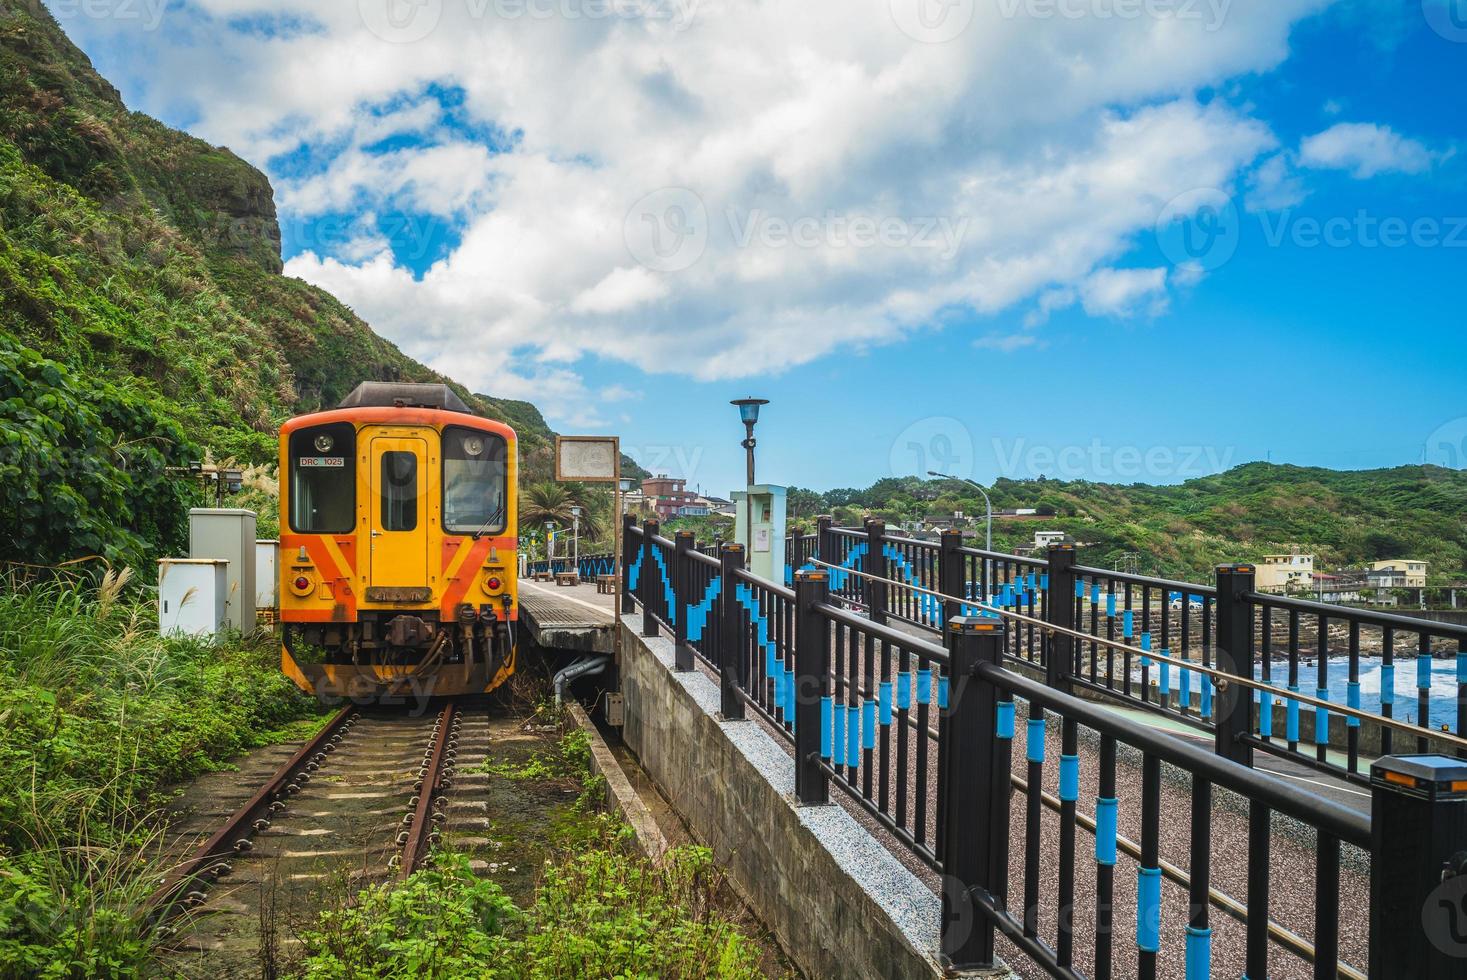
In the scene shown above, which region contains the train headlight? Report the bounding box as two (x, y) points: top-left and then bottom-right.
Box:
(462, 436), (484, 457)
(481, 572), (504, 596)
(313, 433), (334, 453)
(290, 573), (313, 597)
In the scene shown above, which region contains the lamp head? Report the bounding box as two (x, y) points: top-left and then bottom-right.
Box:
(731, 397), (769, 425)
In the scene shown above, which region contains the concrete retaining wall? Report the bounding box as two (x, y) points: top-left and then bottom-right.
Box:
(616, 612), (953, 980)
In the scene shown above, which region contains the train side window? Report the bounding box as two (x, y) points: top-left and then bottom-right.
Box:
(289, 423), (355, 534)
(442, 427), (507, 535)
(380, 451), (419, 532)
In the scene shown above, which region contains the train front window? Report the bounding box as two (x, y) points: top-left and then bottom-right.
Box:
(380, 452), (419, 532)
(443, 427), (507, 535)
(288, 423), (355, 534)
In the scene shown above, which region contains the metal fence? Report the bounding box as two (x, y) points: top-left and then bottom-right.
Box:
(623, 513), (1467, 979)
(528, 552), (615, 579)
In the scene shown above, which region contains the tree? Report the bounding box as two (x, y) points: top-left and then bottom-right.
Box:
(520, 481), (602, 539)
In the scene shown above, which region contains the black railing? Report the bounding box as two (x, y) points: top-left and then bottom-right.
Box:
(620, 513), (1467, 978)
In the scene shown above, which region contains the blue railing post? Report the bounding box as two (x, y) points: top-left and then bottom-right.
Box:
(1369, 755), (1467, 978)
(1046, 544), (1077, 694)
(939, 528), (965, 633)
(719, 544), (746, 720)
(673, 531), (693, 671)
(793, 569), (830, 805)
(621, 512), (637, 615)
(1214, 563), (1256, 766)
(865, 517), (888, 625)
(640, 519), (659, 638)
(940, 616), (1006, 971)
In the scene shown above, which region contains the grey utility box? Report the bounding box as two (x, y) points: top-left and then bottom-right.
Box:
(189, 508), (257, 631)
(157, 559), (229, 639)
(732, 485), (787, 583)
(256, 539), (279, 612)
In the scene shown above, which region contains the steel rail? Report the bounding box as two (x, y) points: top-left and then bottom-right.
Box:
(149, 704), (359, 921)
(804, 557), (1467, 753)
(397, 702), (458, 878)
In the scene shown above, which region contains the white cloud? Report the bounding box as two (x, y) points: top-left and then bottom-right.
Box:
(57, 0), (1336, 419)
(570, 266), (669, 314)
(1077, 267), (1170, 318)
(973, 333), (1042, 353)
(1299, 122), (1442, 179)
(1245, 152), (1306, 212)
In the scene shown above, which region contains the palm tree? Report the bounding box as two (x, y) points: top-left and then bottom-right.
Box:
(521, 481), (603, 539)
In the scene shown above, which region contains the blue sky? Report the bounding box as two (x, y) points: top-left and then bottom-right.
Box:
(55, 0), (1467, 495)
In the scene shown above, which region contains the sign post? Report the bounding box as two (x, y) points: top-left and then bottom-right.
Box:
(555, 437), (623, 657)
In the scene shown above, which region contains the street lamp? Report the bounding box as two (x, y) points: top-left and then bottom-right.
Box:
(731, 398), (769, 557)
(927, 471), (992, 552)
(570, 506), (582, 572)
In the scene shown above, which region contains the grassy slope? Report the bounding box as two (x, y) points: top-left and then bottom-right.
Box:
(0, 0), (574, 471)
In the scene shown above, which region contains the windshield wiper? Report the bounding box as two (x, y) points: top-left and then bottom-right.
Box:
(471, 502), (505, 540)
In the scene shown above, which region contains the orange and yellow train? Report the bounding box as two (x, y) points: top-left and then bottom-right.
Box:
(277, 382), (518, 700)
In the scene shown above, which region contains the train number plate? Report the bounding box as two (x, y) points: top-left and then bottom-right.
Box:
(299, 457), (345, 467)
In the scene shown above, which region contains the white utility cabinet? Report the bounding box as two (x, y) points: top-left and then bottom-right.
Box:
(255, 539), (279, 611)
(732, 485), (787, 583)
(157, 559), (229, 639)
(189, 508), (257, 631)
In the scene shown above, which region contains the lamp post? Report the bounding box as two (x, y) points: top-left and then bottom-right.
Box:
(731, 398), (769, 558)
(928, 471), (992, 552)
(545, 520), (555, 570)
(570, 506), (582, 573)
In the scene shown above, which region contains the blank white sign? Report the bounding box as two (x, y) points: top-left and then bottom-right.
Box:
(557, 437), (619, 482)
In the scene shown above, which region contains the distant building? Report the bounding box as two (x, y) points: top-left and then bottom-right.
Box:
(1312, 572), (1364, 603)
(701, 495), (736, 517)
(1034, 530), (1072, 549)
(1369, 559), (1428, 588)
(642, 476), (708, 520)
(1256, 553), (1315, 593)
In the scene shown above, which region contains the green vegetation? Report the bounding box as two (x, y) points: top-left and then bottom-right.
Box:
(0, 0), (645, 566)
(298, 847), (764, 980)
(794, 462), (1467, 583)
(0, 570), (319, 977)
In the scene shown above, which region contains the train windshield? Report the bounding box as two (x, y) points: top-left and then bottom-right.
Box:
(442, 427), (507, 535)
(288, 423), (356, 534)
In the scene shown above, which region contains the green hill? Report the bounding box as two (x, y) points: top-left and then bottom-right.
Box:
(0, 0), (639, 564)
(811, 462), (1467, 585)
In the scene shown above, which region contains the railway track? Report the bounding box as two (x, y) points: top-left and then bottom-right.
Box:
(154, 700), (497, 976)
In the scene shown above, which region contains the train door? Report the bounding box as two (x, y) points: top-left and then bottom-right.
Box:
(368, 436), (429, 587)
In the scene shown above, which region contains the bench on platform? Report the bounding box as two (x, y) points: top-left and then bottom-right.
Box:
(596, 574), (617, 595)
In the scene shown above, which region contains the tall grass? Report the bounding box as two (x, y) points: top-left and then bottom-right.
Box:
(0, 569), (321, 977)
